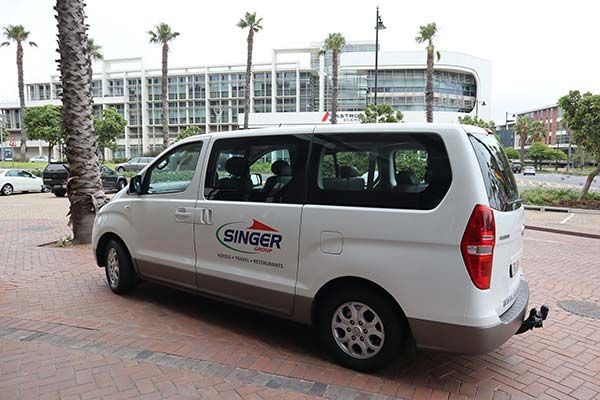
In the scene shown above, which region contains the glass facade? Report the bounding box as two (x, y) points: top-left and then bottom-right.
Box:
(14, 46), (487, 158)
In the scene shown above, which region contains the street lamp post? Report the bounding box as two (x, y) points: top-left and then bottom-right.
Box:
(0, 114), (4, 163)
(373, 6), (386, 106)
(475, 100), (486, 118)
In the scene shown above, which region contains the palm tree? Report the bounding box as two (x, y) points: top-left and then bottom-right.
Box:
(415, 23), (440, 123)
(148, 23), (179, 148)
(320, 33), (346, 124)
(515, 116), (548, 163)
(1, 25), (37, 160)
(86, 38), (103, 91)
(237, 12), (263, 130)
(56, 0), (108, 243)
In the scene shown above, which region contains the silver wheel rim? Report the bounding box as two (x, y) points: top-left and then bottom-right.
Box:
(331, 301), (385, 360)
(2, 185), (12, 195)
(106, 248), (120, 288)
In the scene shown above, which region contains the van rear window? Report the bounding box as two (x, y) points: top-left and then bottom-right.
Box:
(468, 134), (520, 211)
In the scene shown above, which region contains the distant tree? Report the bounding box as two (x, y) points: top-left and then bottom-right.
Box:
(527, 142), (550, 170)
(559, 90), (600, 200)
(23, 105), (65, 159)
(2, 25), (37, 160)
(237, 12), (263, 130)
(94, 107), (127, 159)
(320, 33), (346, 124)
(504, 146), (520, 160)
(415, 22), (440, 123)
(175, 125), (203, 143)
(86, 38), (103, 92)
(148, 23), (180, 149)
(359, 104), (404, 123)
(515, 116), (547, 163)
(458, 115), (497, 133)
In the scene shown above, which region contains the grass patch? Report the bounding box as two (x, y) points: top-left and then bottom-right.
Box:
(522, 188), (600, 210)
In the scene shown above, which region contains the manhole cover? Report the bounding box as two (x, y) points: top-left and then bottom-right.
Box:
(558, 300), (600, 319)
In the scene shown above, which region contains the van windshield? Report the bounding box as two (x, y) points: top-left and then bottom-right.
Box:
(469, 133), (520, 211)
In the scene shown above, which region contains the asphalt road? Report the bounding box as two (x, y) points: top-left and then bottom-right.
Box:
(516, 172), (600, 191)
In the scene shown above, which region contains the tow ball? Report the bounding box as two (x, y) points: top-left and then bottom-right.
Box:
(516, 305), (549, 335)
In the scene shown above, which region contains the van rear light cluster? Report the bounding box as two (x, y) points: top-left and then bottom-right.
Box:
(461, 204), (495, 290)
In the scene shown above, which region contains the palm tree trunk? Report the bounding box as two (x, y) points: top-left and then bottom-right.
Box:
(331, 49), (338, 125)
(243, 29), (254, 130)
(425, 46), (434, 123)
(56, 0), (108, 244)
(17, 41), (27, 160)
(161, 42), (169, 148)
(578, 158), (600, 201)
(48, 143), (54, 159)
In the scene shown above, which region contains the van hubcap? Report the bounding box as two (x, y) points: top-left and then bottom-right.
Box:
(106, 248), (120, 288)
(331, 302), (385, 359)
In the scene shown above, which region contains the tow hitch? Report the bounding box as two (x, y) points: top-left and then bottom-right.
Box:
(516, 305), (549, 334)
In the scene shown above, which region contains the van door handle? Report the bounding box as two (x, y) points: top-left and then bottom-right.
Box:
(203, 208), (214, 225)
(175, 207), (192, 222)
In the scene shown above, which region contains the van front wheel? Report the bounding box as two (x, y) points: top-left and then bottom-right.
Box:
(104, 239), (135, 294)
(318, 287), (404, 372)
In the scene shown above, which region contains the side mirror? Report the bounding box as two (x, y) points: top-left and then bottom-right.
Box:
(129, 175), (143, 195)
(250, 173), (263, 188)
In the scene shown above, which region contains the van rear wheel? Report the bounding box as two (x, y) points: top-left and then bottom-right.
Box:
(318, 286), (404, 372)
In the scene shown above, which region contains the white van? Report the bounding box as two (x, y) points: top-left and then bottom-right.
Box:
(92, 124), (547, 371)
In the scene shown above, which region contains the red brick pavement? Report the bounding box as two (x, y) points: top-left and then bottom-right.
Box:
(0, 215), (599, 399)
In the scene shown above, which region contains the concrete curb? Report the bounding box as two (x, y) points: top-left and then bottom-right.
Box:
(525, 225), (600, 240)
(524, 204), (600, 215)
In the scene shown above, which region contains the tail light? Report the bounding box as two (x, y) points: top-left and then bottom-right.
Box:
(461, 204), (495, 290)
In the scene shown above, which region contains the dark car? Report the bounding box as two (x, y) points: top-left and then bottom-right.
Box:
(115, 157), (154, 173)
(42, 162), (128, 197)
(510, 161), (523, 174)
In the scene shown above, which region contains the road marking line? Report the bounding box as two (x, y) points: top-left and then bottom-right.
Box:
(560, 214), (575, 224)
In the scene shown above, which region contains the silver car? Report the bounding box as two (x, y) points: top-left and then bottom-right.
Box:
(115, 157), (154, 173)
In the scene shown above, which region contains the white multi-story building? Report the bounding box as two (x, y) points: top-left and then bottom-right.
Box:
(0, 41), (491, 160)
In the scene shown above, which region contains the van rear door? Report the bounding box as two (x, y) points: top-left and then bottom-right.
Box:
(468, 132), (524, 315)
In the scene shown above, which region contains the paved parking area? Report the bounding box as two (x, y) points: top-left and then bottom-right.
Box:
(0, 193), (599, 399)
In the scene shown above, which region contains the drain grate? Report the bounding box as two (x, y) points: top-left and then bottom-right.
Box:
(558, 300), (600, 319)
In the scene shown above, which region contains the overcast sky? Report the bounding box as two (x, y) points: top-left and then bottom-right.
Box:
(1, 0), (598, 123)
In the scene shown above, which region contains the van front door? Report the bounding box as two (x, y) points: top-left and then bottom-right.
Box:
(129, 141), (205, 290)
(193, 132), (311, 316)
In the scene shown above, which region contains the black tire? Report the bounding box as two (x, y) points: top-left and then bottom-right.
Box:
(103, 239), (135, 294)
(53, 189), (66, 197)
(1, 184), (13, 196)
(116, 166), (125, 173)
(317, 285), (405, 372)
(117, 179), (127, 190)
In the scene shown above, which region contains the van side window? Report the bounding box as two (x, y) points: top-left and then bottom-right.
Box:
(143, 142), (203, 194)
(204, 135), (310, 204)
(307, 133), (452, 210)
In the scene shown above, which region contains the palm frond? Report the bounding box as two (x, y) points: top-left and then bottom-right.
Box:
(0, 41), (9, 47)
(29, 41), (37, 47)
(436, 50), (441, 61)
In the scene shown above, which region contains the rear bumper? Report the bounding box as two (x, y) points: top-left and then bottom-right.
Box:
(409, 279), (529, 354)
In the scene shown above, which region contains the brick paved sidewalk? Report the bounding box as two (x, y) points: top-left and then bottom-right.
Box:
(0, 196), (599, 399)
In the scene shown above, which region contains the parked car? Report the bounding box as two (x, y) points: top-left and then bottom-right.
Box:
(29, 155), (49, 163)
(523, 166), (536, 176)
(92, 124), (547, 371)
(510, 161), (522, 174)
(43, 162), (128, 197)
(0, 169), (47, 195)
(115, 157), (154, 173)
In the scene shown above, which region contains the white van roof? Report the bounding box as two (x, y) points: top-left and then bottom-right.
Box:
(179, 123), (485, 143)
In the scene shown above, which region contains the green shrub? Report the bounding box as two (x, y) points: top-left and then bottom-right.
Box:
(521, 188), (600, 209)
